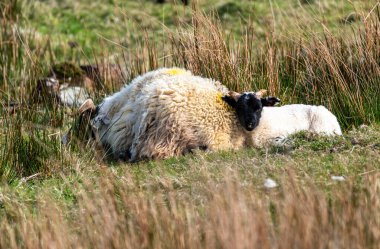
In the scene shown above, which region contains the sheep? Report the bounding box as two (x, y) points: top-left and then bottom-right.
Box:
(92, 68), (203, 153)
(85, 68), (277, 161)
(223, 93), (342, 147)
(252, 104), (342, 146)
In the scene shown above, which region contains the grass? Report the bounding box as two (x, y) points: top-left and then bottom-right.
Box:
(0, 0), (380, 248)
(0, 127), (379, 247)
(20, 1), (377, 55)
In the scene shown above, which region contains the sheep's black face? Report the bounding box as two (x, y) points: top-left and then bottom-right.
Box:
(223, 91), (280, 131)
(235, 93), (263, 131)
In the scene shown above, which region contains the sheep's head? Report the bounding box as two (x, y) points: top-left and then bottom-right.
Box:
(62, 98), (98, 145)
(222, 90), (280, 131)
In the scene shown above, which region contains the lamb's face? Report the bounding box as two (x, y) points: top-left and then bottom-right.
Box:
(223, 91), (280, 131)
(235, 93), (263, 131)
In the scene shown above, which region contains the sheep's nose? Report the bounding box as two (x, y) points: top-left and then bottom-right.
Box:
(247, 123), (255, 131)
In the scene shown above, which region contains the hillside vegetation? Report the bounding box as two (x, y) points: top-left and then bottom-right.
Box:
(0, 0), (379, 248)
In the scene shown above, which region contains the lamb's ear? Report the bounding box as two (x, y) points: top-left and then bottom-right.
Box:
(261, 97), (280, 106)
(222, 91), (241, 108)
(255, 89), (268, 98)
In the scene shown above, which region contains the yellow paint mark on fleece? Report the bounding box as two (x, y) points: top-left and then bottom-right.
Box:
(165, 68), (187, 76)
(216, 93), (233, 111)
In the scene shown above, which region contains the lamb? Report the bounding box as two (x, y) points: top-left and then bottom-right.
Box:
(252, 104), (342, 146)
(224, 92), (342, 147)
(84, 68), (277, 161)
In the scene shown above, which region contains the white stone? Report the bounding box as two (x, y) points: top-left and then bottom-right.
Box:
(331, 176), (345, 181)
(264, 178), (278, 189)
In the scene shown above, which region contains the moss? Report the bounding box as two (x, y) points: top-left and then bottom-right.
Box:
(50, 62), (84, 80)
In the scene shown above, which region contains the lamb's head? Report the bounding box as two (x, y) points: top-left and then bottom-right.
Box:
(222, 90), (280, 131)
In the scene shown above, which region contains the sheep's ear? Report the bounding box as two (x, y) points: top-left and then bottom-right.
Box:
(228, 91), (241, 102)
(255, 89), (268, 98)
(222, 91), (241, 108)
(78, 99), (96, 117)
(261, 97), (280, 106)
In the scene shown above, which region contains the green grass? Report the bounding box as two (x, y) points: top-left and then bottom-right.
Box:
(21, 0), (376, 55)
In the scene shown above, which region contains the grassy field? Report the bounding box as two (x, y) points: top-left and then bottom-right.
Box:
(22, 0), (375, 53)
(1, 0), (380, 248)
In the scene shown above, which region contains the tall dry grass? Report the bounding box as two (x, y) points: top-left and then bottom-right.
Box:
(117, 6), (380, 130)
(168, 9), (380, 128)
(0, 169), (379, 248)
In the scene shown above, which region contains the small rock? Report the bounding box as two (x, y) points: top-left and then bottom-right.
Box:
(61, 132), (70, 146)
(331, 176), (345, 182)
(264, 178), (278, 189)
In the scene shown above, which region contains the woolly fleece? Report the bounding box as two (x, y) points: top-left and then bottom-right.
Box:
(93, 68), (250, 161)
(251, 104), (342, 146)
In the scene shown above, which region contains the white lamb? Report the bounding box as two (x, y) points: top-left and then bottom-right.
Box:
(219, 91), (342, 147)
(226, 101), (342, 147)
(249, 104), (342, 147)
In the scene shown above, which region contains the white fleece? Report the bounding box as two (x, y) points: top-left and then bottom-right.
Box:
(251, 104), (342, 147)
(92, 67), (244, 161)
